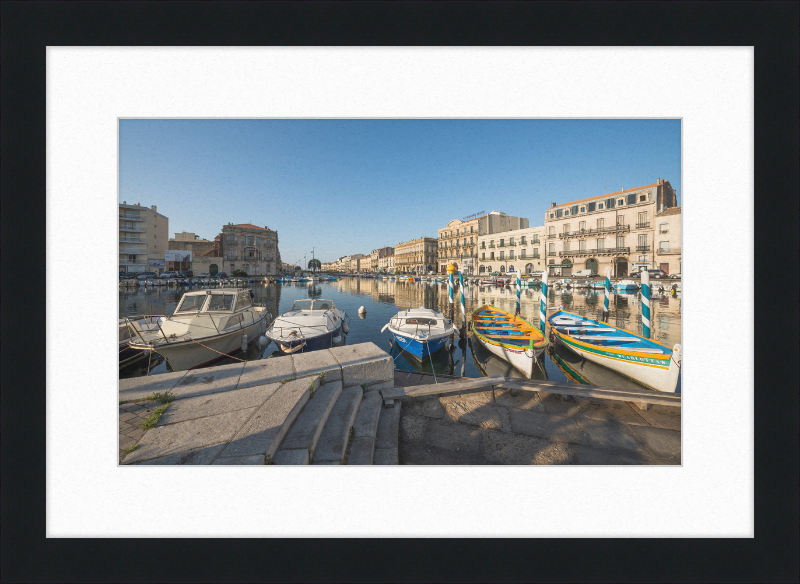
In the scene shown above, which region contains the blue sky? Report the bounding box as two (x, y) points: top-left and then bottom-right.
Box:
(119, 119), (681, 265)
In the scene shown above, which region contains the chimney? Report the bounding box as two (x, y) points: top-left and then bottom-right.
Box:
(123, 201), (126, 204)
(657, 177), (661, 184)
(551, 202), (557, 208)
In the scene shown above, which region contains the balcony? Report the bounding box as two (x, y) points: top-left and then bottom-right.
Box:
(118, 213), (146, 221)
(547, 234), (557, 239)
(498, 244), (505, 248)
(119, 247), (146, 254)
(507, 242), (517, 247)
(636, 222), (650, 229)
(119, 226), (147, 233)
(548, 251), (557, 256)
(656, 247), (681, 255)
(488, 244), (495, 249)
(558, 225), (630, 239)
(636, 245), (650, 252)
(558, 247), (630, 257)
(119, 236), (144, 243)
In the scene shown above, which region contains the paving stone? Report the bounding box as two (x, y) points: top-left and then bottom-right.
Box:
(574, 417), (647, 454)
(362, 379), (393, 392)
(347, 436), (375, 465)
(494, 388), (543, 412)
(119, 370), (187, 402)
(626, 425), (681, 462)
(312, 386), (363, 462)
(400, 413), (429, 443)
(157, 382), (281, 426)
(119, 411), (138, 422)
(330, 343), (393, 388)
(273, 449), (309, 465)
(237, 354), (296, 389)
(536, 392), (583, 416)
(352, 391), (382, 437)
(626, 403), (681, 431)
(123, 409), (256, 464)
(124, 427), (146, 441)
(220, 377), (313, 459)
(482, 429), (575, 465)
(509, 409), (590, 446)
(573, 397), (649, 425)
(137, 443), (227, 465)
(375, 400), (402, 450)
(213, 454), (265, 465)
(393, 372), (425, 387)
(373, 448), (399, 465)
(280, 381), (342, 454)
(443, 400), (505, 431)
(439, 389), (494, 406)
(169, 362), (246, 399)
(497, 407), (512, 433)
(424, 420), (484, 457)
(570, 445), (651, 465)
(421, 398), (445, 419)
(291, 349), (342, 382)
(119, 434), (137, 451)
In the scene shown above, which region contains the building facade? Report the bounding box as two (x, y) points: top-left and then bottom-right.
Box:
(395, 237), (438, 274)
(653, 206), (681, 275)
(370, 247), (394, 272)
(220, 223), (280, 275)
(542, 179), (677, 277)
(437, 211), (529, 274)
(119, 202), (169, 274)
(476, 225), (547, 275)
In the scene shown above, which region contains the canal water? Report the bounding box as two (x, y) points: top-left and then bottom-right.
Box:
(119, 277), (682, 392)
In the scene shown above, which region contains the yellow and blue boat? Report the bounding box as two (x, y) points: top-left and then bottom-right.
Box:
(547, 309), (681, 393)
(469, 305), (549, 378)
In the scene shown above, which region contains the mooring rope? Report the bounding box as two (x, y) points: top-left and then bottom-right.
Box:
(186, 338), (248, 362)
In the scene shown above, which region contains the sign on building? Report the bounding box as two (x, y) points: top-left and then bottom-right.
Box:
(148, 259), (164, 270)
(165, 250), (192, 262)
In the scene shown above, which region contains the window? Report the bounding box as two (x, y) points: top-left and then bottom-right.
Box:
(240, 235), (246, 245)
(247, 236), (254, 245)
(227, 234), (235, 243)
(548, 227), (554, 236)
(588, 202), (596, 212)
(509, 237), (514, 245)
(533, 249), (539, 258)
(256, 237), (261, 246)
(660, 241), (669, 252)
(470, 226), (474, 233)
(207, 293), (235, 311)
(265, 238), (271, 245)
(521, 236), (526, 245)
(579, 240), (586, 251)
(237, 292), (252, 308)
(639, 194), (647, 202)
(597, 218), (604, 229)
(627, 193), (636, 205)
(660, 223), (669, 234)
(571, 205), (578, 215)
(563, 242), (570, 252)
(563, 223), (570, 233)
(598, 203), (604, 210)
(549, 213), (555, 219)
(500, 239), (504, 247)
(580, 207), (586, 213)
(618, 198), (624, 206)
(176, 295), (207, 313)
(617, 215), (625, 226)
(500, 251), (505, 259)
(597, 238), (605, 250)
(521, 249), (526, 258)
(533, 234), (539, 244)
(616, 236), (625, 248)
(490, 252), (495, 260)
(481, 253), (485, 260)
(555, 209), (563, 218)
(564, 210), (569, 216)
(579, 221), (586, 231)
(607, 198), (617, 209)
(510, 251), (515, 259)
(638, 234), (648, 249)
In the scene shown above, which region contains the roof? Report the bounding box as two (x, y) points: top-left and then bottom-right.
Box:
(229, 223), (272, 231)
(550, 182), (660, 210)
(657, 206), (682, 217)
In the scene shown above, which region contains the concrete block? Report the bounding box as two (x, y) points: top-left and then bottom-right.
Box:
(352, 391), (382, 438)
(137, 443), (228, 465)
(220, 377), (312, 459)
(157, 382), (282, 427)
(362, 379), (393, 392)
(375, 400), (401, 450)
(482, 429), (575, 465)
(573, 397), (649, 426)
(330, 343), (393, 388)
(626, 425), (681, 462)
(509, 409), (590, 446)
(347, 437), (375, 465)
(311, 386), (363, 462)
(237, 354), (296, 390)
(273, 449), (309, 465)
(574, 417), (647, 454)
(291, 350), (342, 382)
(119, 370), (187, 403)
(123, 409), (255, 464)
(213, 454), (265, 465)
(373, 448), (398, 465)
(393, 371), (425, 387)
(281, 381), (343, 455)
(169, 362), (246, 400)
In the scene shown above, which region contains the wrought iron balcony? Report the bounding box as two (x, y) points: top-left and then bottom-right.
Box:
(636, 222), (650, 229)
(498, 244), (505, 248)
(636, 245), (650, 252)
(558, 225), (630, 239)
(488, 244), (495, 248)
(558, 247), (630, 257)
(656, 247), (681, 255)
(547, 234), (557, 239)
(119, 226), (147, 233)
(548, 251), (557, 256)
(118, 213), (146, 221)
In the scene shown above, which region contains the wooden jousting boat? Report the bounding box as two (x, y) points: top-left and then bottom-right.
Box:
(547, 309), (681, 393)
(468, 305), (549, 378)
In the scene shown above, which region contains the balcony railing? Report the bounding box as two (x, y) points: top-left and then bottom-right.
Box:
(558, 225), (630, 239)
(547, 234), (557, 239)
(488, 244), (495, 248)
(119, 237), (143, 243)
(636, 245), (650, 252)
(119, 226), (147, 233)
(636, 223), (650, 229)
(656, 247), (681, 255)
(548, 251), (557, 256)
(558, 247), (630, 257)
(118, 213), (146, 221)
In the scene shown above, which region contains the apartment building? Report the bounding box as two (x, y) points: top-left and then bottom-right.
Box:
(437, 211), (529, 274)
(370, 247), (394, 272)
(220, 223), (280, 275)
(378, 252), (395, 273)
(653, 206), (681, 275)
(119, 202), (168, 274)
(542, 179), (677, 277)
(395, 237), (438, 274)
(476, 225), (547, 275)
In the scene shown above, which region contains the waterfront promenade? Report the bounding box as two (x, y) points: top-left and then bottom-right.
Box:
(119, 343), (680, 465)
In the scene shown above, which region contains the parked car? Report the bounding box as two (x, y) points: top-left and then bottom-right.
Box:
(179, 270), (193, 278)
(135, 272), (156, 280)
(669, 272), (681, 279)
(197, 272), (210, 278)
(119, 272), (137, 279)
(216, 273), (228, 278)
(573, 269), (595, 278)
(630, 269), (667, 279)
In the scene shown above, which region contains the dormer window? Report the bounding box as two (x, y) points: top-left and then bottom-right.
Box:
(639, 194), (647, 202)
(617, 199), (624, 206)
(598, 203), (604, 210)
(580, 207), (585, 213)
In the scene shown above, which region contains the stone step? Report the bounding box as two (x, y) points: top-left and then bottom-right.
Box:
(311, 386), (363, 464)
(329, 343), (393, 391)
(373, 398), (401, 465)
(347, 391), (383, 465)
(274, 381), (343, 464)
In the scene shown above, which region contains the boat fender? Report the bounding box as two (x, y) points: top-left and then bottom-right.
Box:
(342, 321), (349, 333)
(358, 306), (366, 314)
(258, 334), (269, 347)
(241, 333), (248, 352)
(332, 334), (342, 345)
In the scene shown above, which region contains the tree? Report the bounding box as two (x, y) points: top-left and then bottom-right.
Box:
(307, 258), (321, 273)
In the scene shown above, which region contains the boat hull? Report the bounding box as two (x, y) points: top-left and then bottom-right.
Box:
(473, 334), (544, 378)
(469, 306), (548, 379)
(270, 322), (343, 355)
(390, 332), (450, 359)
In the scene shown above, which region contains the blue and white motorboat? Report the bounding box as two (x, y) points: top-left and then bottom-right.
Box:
(265, 299), (346, 355)
(613, 280), (640, 291)
(381, 307), (459, 360)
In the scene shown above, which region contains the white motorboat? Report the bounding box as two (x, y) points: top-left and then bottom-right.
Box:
(119, 315), (162, 367)
(126, 288), (271, 371)
(381, 307), (459, 360)
(265, 299), (346, 355)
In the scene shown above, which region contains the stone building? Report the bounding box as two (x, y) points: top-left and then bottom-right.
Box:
(119, 202), (169, 274)
(167, 231), (219, 274)
(370, 247), (394, 272)
(378, 252), (395, 273)
(395, 237), (438, 274)
(654, 206), (681, 275)
(437, 211), (529, 275)
(220, 223), (280, 275)
(476, 225), (547, 276)
(542, 179), (677, 277)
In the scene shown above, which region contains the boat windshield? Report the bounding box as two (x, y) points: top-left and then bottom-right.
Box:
(291, 300), (335, 311)
(207, 293), (235, 311)
(175, 295), (207, 313)
(313, 300), (334, 310)
(291, 300), (314, 311)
